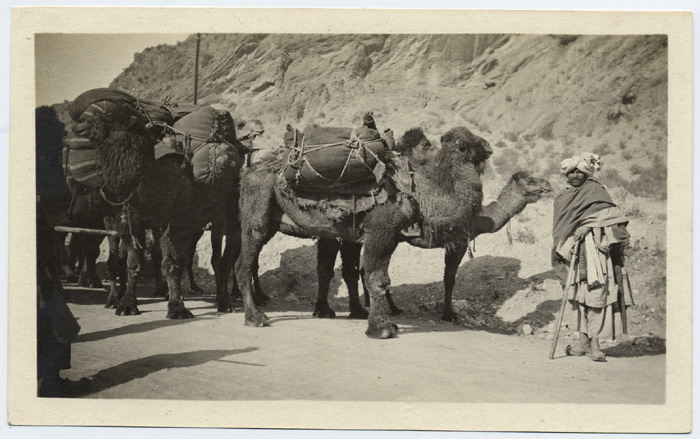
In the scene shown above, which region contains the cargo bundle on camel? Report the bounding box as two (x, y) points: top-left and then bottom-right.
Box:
(61, 88), (248, 317)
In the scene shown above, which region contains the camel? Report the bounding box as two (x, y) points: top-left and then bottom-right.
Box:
(68, 94), (196, 318)
(235, 126), (492, 338)
(66, 96), (249, 317)
(313, 169), (552, 322)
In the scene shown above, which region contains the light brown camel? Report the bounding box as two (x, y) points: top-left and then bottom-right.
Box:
(236, 126), (492, 338)
(313, 169), (552, 321)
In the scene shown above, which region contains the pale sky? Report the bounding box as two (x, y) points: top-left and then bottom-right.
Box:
(34, 33), (190, 107)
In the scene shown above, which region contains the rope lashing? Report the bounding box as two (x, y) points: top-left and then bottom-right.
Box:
(100, 187), (134, 206)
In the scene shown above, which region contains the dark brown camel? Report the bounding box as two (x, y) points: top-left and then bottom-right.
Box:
(236, 126), (492, 338)
(313, 169), (552, 321)
(67, 98), (250, 316)
(71, 97), (196, 319)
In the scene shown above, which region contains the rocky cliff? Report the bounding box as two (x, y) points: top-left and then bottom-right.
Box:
(108, 33), (667, 197)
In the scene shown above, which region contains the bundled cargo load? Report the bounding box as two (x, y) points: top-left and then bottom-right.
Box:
(166, 103), (202, 123)
(172, 106), (245, 188)
(281, 125), (389, 190)
(69, 88), (139, 122)
(65, 88), (183, 190)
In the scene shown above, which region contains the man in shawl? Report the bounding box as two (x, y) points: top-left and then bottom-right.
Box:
(552, 153), (633, 362)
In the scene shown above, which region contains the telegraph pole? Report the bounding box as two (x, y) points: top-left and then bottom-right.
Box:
(194, 33), (201, 105)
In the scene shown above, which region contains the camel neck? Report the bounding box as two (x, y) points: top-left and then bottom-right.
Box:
(478, 181), (529, 234)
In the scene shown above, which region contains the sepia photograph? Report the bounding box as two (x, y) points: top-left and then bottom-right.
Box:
(6, 5), (693, 435)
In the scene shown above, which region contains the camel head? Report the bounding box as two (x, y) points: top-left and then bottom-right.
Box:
(439, 126), (492, 174)
(395, 127), (438, 165)
(510, 171), (553, 203)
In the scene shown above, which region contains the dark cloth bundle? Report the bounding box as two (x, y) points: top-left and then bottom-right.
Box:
(166, 103), (202, 123)
(69, 88), (139, 121)
(173, 106), (245, 188)
(282, 126), (388, 191)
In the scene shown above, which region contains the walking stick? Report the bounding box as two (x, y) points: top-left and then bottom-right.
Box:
(549, 240), (580, 359)
(615, 265), (627, 334)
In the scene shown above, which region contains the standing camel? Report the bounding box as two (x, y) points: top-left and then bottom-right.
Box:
(312, 169), (552, 321)
(70, 93), (196, 318)
(236, 126), (492, 338)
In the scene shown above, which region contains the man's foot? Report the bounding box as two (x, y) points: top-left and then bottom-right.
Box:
(590, 337), (607, 362)
(565, 333), (590, 356)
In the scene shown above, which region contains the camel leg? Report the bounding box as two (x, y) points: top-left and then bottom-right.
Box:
(115, 220), (144, 317)
(162, 222), (194, 319)
(220, 216), (270, 309)
(362, 226), (400, 339)
(251, 256), (266, 302)
(187, 227), (205, 295)
(442, 243), (468, 322)
(149, 228), (169, 299)
(339, 241), (371, 319)
(104, 216), (124, 309)
(61, 234), (80, 282)
(235, 227), (272, 326)
(77, 234), (103, 288)
(361, 268), (403, 316)
(313, 238), (340, 318)
(212, 221), (235, 313)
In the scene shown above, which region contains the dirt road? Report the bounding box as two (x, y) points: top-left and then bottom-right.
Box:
(62, 289), (665, 404)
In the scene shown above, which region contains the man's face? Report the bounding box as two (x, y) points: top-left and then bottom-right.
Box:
(567, 169), (587, 187)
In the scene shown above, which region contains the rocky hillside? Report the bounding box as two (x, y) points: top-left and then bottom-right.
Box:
(110, 33), (667, 198)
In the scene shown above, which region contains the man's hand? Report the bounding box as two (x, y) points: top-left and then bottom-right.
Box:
(573, 226), (591, 242)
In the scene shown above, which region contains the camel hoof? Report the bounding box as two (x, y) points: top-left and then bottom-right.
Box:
(348, 308), (369, 320)
(244, 310), (270, 327)
(217, 304), (234, 313)
(313, 304), (336, 318)
(366, 317), (398, 339)
(115, 305), (141, 316)
(78, 275), (102, 288)
(366, 324), (398, 339)
(166, 303), (194, 319)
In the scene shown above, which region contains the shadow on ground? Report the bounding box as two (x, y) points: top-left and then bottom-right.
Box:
(79, 347), (260, 396)
(75, 311), (222, 343)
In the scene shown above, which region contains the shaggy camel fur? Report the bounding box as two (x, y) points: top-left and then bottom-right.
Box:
(77, 102), (196, 319)
(314, 170), (552, 321)
(236, 126), (492, 338)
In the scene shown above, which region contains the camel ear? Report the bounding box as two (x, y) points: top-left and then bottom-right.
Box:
(513, 171), (529, 181)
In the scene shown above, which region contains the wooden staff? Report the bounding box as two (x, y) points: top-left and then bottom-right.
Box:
(54, 226), (119, 237)
(617, 266), (629, 334)
(549, 240), (580, 359)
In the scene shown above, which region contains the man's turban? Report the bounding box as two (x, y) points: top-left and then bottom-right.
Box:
(559, 152), (602, 177)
